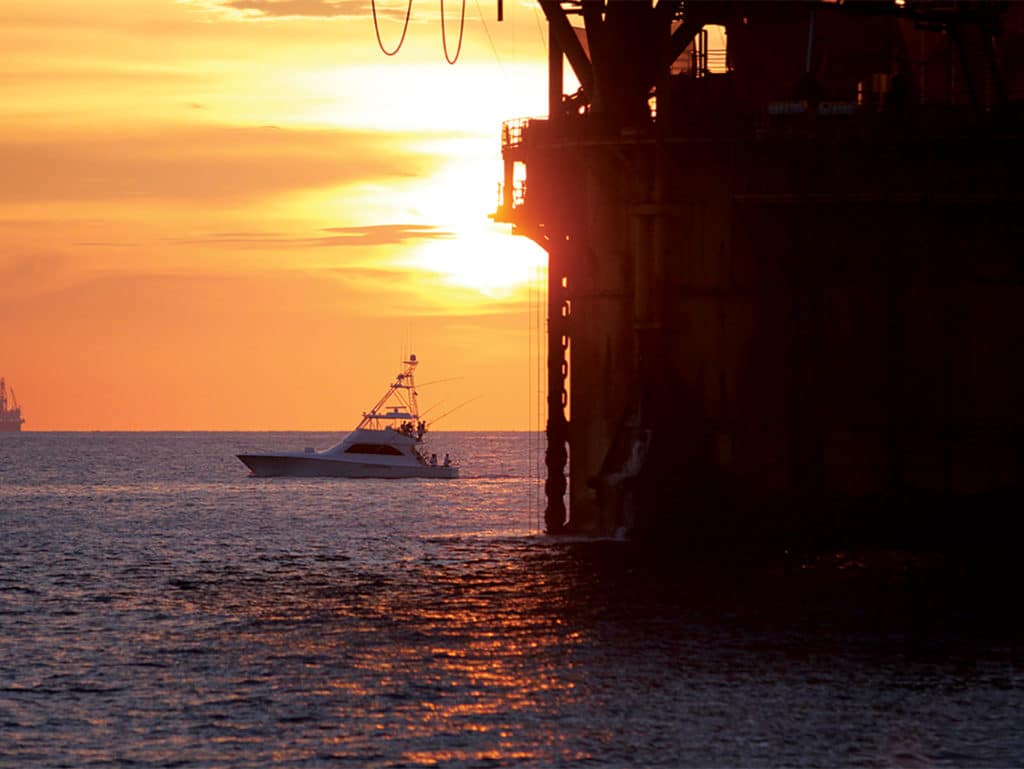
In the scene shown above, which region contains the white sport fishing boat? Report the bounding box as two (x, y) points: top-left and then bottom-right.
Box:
(237, 354), (459, 479)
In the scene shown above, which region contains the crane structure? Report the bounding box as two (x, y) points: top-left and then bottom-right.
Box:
(494, 1), (1024, 545)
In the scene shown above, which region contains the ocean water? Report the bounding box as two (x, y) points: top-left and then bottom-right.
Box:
(1, 431), (1021, 768)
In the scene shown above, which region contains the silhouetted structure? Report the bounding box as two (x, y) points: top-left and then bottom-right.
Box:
(0, 378), (25, 432)
(495, 0), (1024, 546)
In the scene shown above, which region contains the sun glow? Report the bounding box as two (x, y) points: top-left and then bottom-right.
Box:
(290, 129), (552, 300)
(282, 61), (547, 134)
(0, 1), (552, 429)
(408, 226), (547, 297)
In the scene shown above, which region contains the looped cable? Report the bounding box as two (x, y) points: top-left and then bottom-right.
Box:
(440, 0), (466, 64)
(372, 0), (414, 56)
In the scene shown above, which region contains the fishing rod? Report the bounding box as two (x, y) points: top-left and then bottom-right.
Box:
(428, 395), (483, 427)
(417, 377), (464, 388)
(420, 400), (446, 419)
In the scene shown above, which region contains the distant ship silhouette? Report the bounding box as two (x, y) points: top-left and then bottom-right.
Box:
(0, 378), (25, 432)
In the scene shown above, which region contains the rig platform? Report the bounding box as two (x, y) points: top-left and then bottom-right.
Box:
(495, 0), (1024, 546)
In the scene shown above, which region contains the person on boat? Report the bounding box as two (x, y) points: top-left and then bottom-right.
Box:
(443, 453), (451, 467)
(430, 453), (438, 466)
(417, 421), (426, 440)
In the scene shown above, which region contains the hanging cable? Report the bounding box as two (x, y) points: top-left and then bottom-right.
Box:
(372, 0), (413, 56)
(532, 2), (546, 50)
(474, 0), (504, 77)
(440, 0), (466, 65)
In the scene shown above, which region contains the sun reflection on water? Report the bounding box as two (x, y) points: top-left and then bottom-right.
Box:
(6, 433), (1021, 768)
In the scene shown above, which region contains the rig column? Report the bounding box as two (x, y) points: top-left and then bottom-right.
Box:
(544, 238), (571, 533)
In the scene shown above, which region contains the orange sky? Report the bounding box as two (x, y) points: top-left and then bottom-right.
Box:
(0, 0), (552, 430)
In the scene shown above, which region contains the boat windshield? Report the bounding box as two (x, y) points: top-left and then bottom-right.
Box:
(343, 443), (404, 456)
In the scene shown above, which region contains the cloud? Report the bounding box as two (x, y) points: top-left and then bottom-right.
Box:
(0, 250), (67, 284)
(0, 247), (82, 300)
(187, 0), (446, 22)
(220, 0), (370, 18)
(74, 241), (140, 247)
(185, 0), (388, 20)
(323, 224), (456, 245)
(0, 124), (439, 204)
(0, 68), (204, 87)
(182, 224), (455, 248)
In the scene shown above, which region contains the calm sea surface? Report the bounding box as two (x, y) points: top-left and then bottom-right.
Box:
(1, 432), (1021, 768)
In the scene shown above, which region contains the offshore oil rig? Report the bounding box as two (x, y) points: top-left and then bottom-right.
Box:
(0, 378), (25, 432)
(493, 1), (1024, 545)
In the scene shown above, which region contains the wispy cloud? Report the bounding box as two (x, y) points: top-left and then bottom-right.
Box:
(185, 0), (379, 20)
(74, 241), (140, 248)
(186, 0), (448, 22)
(0, 68), (203, 86)
(182, 224), (455, 248)
(0, 125), (438, 204)
(323, 224), (456, 244)
(222, 0), (370, 18)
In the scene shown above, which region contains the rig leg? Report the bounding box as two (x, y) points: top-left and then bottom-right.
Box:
(544, 245), (571, 534)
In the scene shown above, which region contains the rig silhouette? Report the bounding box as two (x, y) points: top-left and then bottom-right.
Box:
(489, 0), (1024, 546)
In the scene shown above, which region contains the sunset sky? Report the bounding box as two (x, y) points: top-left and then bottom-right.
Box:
(0, 0), (551, 430)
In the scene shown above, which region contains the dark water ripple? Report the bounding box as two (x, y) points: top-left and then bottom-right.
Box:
(1, 432), (1022, 767)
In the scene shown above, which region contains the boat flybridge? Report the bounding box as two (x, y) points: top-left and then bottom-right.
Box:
(237, 354), (459, 478)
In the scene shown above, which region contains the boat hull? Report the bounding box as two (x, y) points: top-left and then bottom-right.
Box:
(0, 420), (22, 433)
(237, 453), (459, 479)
